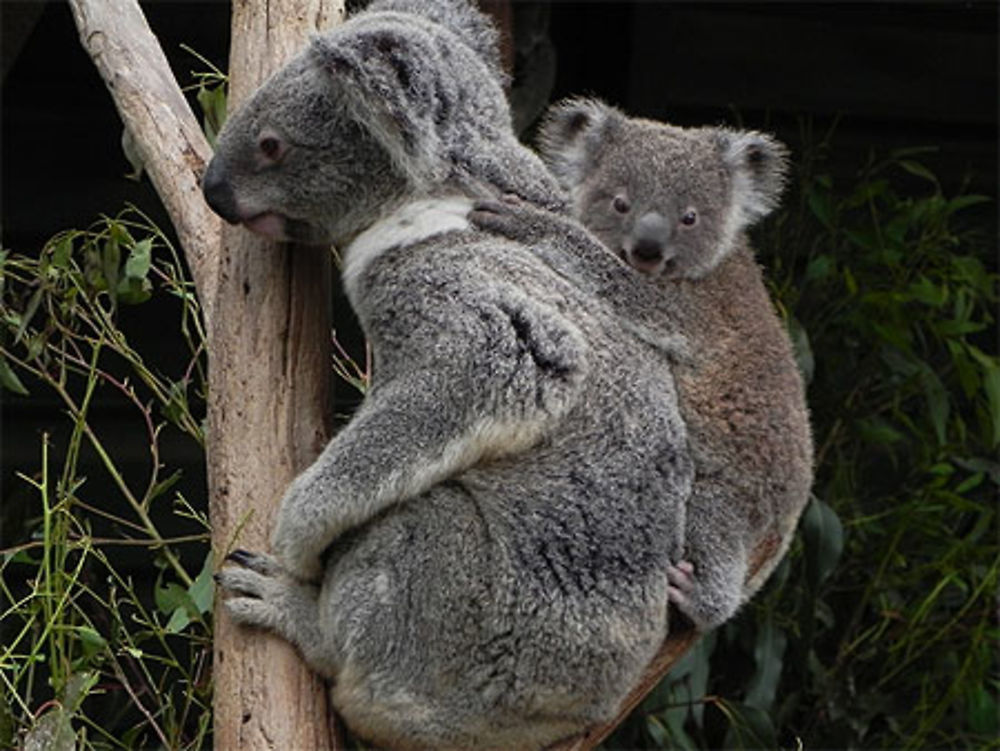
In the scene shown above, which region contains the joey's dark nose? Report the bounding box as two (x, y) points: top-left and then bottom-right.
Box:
(632, 237), (664, 262)
(631, 211), (672, 261)
(202, 158), (241, 225)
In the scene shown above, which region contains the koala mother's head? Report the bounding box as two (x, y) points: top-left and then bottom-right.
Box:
(202, 4), (560, 247)
(539, 98), (789, 279)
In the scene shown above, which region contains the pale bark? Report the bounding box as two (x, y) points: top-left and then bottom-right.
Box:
(209, 3), (345, 749)
(70, 0), (345, 749)
(68, 0), (222, 324)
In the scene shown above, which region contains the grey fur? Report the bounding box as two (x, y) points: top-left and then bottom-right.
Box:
(206, 5), (694, 749)
(535, 98), (813, 629)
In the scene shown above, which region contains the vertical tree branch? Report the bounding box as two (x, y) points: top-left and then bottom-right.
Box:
(209, 2), (344, 749)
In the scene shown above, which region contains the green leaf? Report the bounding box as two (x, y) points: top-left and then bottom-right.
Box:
(115, 276), (152, 305)
(919, 366), (950, 446)
(807, 184), (835, 230)
(801, 496), (844, 592)
(786, 315), (814, 385)
(123, 237), (152, 279)
(745, 616), (787, 713)
(0, 357), (29, 395)
(719, 700), (779, 750)
(856, 417), (904, 446)
(163, 553), (214, 633)
(23, 705), (75, 751)
(14, 286), (43, 343)
(189, 551), (215, 617)
(907, 275), (947, 307)
(897, 159), (939, 186)
(967, 685), (1000, 736)
(932, 319), (987, 337)
(148, 470), (183, 502)
(156, 581), (188, 616)
(843, 266), (858, 296)
(686, 632), (715, 728)
(981, 366), (1000, 449)
(805, 254), (835, 284)
(51, 235), (74, 270)
(73, 626), (107, 659)
(945, 194), (991, 216)
(102, 234), (121, 299)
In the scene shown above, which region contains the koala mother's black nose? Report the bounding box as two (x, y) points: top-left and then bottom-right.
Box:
(202, 158), (241, 225)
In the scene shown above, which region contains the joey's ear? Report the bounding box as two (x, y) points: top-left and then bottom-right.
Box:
(714, 129), (790, 224)
(537, 98), (624, 190)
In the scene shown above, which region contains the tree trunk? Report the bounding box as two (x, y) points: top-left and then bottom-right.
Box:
(70, 0), (345, 749)
(206, 2), (346, 748)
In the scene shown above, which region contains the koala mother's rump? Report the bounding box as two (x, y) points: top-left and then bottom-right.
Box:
(208, 2), (693, 750)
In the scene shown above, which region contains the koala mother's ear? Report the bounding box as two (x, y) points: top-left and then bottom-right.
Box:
(714, 129), (791, 224)
(308, 26), (449, 185)
(537, 98), (625, 190)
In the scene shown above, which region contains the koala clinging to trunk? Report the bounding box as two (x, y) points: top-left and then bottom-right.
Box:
(473, 98), (813, 631)
(207, 3), (695, 750)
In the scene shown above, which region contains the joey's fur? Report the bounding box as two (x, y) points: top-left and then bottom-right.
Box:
(472, 99), (813, 630)
(207, 5), (693, 750)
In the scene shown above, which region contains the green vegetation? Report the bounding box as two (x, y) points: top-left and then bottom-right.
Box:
(1, 210), (212, 750)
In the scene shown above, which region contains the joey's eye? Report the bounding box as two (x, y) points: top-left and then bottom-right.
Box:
(680, 209), (698, 227)
(259, 135), (283, 161)
(612, 196), (630, 214)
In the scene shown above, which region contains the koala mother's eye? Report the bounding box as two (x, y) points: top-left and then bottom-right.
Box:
(612, 196), (631, 214)
(680, 209), (698, 227)
(257, 131), (287, 163)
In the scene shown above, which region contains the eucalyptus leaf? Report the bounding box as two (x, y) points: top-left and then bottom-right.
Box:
(745, 616), (788, 713)
(0, 357), (29, 395)
(801, 496), (844, 592)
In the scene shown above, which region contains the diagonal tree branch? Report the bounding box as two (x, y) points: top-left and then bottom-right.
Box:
(68, 0), (221, 325)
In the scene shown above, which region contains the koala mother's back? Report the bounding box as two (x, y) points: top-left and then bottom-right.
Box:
(322, 215), (692, 750)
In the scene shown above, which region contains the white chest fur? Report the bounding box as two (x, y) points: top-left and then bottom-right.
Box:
(342, 197), (473, 302)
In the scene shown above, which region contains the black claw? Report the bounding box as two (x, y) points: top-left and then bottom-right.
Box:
(226, 548), (255, 566)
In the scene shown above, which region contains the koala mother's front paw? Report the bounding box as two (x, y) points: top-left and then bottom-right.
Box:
(216, 550), (308, 631)
(270, 473), (330, 583)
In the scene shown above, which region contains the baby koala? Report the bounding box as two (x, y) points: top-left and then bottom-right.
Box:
(539, 98), (813, 629)
(473, 99), (812, 630)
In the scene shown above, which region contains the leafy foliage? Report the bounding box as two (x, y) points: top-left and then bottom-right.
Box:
(0, 210), (211, 750)
(609, 133), (998, 749)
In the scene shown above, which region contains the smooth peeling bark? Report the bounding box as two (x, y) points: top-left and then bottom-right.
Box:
(209, 2), (344, 749)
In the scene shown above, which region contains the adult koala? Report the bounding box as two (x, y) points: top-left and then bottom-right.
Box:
(207, 2), (693, 749)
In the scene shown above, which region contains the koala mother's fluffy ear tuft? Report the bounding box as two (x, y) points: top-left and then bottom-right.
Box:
(308, 24), (452, 187)
(537, 98), (626, 192)
(714, 129), (790, 225)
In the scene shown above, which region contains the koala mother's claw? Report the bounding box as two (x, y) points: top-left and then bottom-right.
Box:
(224, 549), (284, 576)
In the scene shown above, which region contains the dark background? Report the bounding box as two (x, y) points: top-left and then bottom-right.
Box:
(2, 0), (997, 543)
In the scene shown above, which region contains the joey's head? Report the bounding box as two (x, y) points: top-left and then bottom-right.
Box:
(202, 4), (555, 247)
(538, 98), (789, 279)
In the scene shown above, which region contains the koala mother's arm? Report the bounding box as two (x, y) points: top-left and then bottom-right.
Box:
(272, 295), (591, 581)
